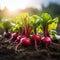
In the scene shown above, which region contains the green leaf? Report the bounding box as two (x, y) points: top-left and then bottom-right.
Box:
(0, 22), (4, 28)
(48, 17), (59, 31)
(30, 15), (40, 28)
(48, 22), (57, 31)
(41, 13), (52, 22)
(39, 13), (59, 34)
(53, 17), (59, 23)
(0, 18), (12, 30)
(55, 34), (60, 40)
(50, 30), (57, 35)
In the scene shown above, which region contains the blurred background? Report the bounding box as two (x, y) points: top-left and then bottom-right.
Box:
(0, 0), (60, 34)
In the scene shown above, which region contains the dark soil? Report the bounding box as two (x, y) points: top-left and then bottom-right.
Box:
(0, 37), (60, 60)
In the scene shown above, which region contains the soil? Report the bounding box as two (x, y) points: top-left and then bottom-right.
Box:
(0, 37), (60, 60)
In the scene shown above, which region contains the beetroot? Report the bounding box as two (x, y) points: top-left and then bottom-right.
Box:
(41, 37), (52, 46)
(15, 37), (31, 50)
(3, 32), (11, 38)
(31, 34), (41, 51)
(21, 37), (31, 46)
(4, 33), (18, 43)
(11, 33), (18, 39)
(32, 34), (41, 42)
(16, 35), (23, 41)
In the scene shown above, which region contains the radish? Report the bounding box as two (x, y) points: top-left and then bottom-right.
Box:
(31, 34), (41, 51)
(15, 37), (31, 50)
(41, 37), (52, 47)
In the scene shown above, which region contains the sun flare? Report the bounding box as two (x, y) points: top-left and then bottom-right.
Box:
(1, 0), (30, 11)
(0, 0), (42, 11)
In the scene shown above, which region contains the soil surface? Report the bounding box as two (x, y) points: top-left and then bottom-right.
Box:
(0, 36), (60, 60)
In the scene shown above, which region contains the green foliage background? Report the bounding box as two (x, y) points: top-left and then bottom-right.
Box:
(0, 3), (60, 34)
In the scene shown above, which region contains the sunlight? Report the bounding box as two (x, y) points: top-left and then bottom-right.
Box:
(0, 0), (42, 11)
(1, 0), (30, 11)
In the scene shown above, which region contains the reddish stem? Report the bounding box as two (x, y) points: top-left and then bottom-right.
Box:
(26, 25), (31, 37)
(44, 26), (49, 37)
(34, 28), (37, 34)
(20, 27), (25, 35)
(24, 24), (31, 37)
(5, 28), (8, 33)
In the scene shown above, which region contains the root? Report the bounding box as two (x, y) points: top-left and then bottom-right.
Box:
(15, 40), (22, 51)
(35, 40), (39, 52)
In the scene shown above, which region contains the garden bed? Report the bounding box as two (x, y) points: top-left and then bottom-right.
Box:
(0, 13), (60, 60)
(0, 39), (60, 60)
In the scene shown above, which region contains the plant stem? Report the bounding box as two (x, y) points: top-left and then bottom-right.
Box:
(44, 26), (49, 37)
(34, 28), (36, 34)
(5, 28), (8, 33)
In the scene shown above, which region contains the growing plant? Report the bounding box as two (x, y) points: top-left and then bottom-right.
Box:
(29, 15), (41, 51)
(39, 13), (59, 47)
(0, 18), (11, 38)
(14, 13), (32, 50)
(1, 13), (59, 51)
(4, 21), (20, 43)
